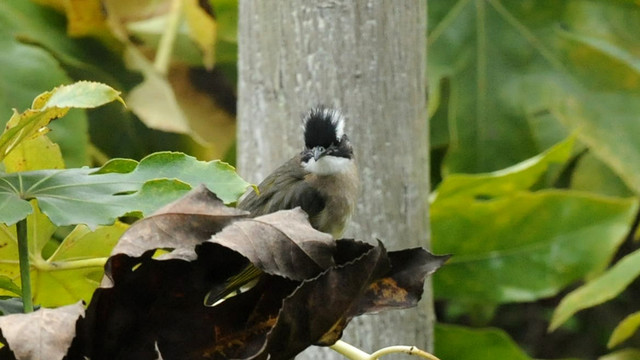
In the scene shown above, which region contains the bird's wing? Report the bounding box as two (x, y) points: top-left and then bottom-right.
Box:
(238, 157), (326, 218)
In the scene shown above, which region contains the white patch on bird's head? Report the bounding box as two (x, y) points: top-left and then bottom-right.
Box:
(320, 107), (345, 139)
(302, 155), (352, 175)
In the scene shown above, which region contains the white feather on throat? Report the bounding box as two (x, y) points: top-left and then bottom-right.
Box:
(303, 155), (352, 175)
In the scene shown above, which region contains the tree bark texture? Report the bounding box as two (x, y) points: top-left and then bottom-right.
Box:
(237, 1), (430, 357)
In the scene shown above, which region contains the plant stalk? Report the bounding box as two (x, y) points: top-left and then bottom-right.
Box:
(330, 340), (371, 360)
(16, 218), (33, 313)
(329, 340), (441, 360)
(154, 0), (184, 75)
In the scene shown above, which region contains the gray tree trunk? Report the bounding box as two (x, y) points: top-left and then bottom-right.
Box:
(237, 1), (430, 358)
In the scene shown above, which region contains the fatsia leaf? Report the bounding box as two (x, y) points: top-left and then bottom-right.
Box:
(432, 136), (574, 202)
(68, 186), (447, 360)
(0, 152), (250, 228)
(3, 134), (65, 172)
(33, 222), (129, 307)
(0, 1), (108, 167)
(599, 349), (640, 360)
(184, 0), (216, 69)
(0, 298), (27, 315)
(429, 0), (640, 180)
(434, 324), (534, 360)
(428, 0), (568, 173)
(125, 47), (201, 141)
(556, 91), (640, 194)
(0, 200), (128, 307)
(0, 301), (84, 360)
(432, 138), (638, 304)
(608, 311), (640, 349)
(0, 275), (21, 296)
(433, 190), (637, 303)
(0, 81), (123, 162)
(550, 248), (640, 331)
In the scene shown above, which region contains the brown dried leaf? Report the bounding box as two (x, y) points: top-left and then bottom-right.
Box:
(110, 184), (247, 260)
(0, 302), (84, 360)
(66, 186), (448, 360)
(206, 209), (336, 280)
(261, 241), (450, 359)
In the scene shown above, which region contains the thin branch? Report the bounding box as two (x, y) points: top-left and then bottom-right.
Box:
(330, 340), (371, 360)
(370, 345), (442, 360)
(329, 340), (442, 360)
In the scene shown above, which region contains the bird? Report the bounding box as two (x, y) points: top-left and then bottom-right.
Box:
(204, 106), (359, 306)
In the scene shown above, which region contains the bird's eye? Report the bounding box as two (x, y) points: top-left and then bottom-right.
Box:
(318, 146), (325, 152)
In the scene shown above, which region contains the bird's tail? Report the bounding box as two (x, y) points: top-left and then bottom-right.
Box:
(204, 264), (263, 306)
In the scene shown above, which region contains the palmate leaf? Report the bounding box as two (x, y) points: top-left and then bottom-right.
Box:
(0, 81), (124, 163)
(432, 138), (638, 303)
(428, 0), (569, 173)
(434, 324), (534, 360)
(599, 349), (640, 360)
(428, 0), (640, 193)
(549, 248), (640, 331)
(608, 311), (640, 349)
(0, 201), (128, 307)
(433, 191), (637, 303)
(431, 136), (574, 202)
(0, 151), (250, 228)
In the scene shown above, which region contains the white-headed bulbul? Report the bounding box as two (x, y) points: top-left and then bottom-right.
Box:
(204, 106), (359, 306)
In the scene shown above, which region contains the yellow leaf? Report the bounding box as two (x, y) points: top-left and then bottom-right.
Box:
(65, 0), (109, 37)
(608, 311), (640, 349)
(3, 135), (65, 173)
(184, 0), (216, 69)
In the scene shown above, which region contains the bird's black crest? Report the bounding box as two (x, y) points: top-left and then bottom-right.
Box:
(303, 107), (345, 149)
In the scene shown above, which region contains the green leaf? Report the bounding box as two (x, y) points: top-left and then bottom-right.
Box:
(608, 312), (640, 349)
(432, 136), (574, 202)
(0, 0), (130, 167)
(550, 248), (640, 331)
(0, 152), (249, 228)
(0, 275), (21, 296)
(434, 323), (533, 360)
(428, 0), (568, 173)
(428, 0), (640, 181)
(0, 298), (28, 315)
(432, 137), (639, 304)
(433, 190), (637, 303)
(571, 152), (634, 198)
(0, 81), (123, 162)
(557, 91), (640, 195)
(599, 349), (640, 360)
(3, 135), (65, 172)
(32, 222), (129, 307)
(0, 200), (128, 307)
(35, 81), (124, 110)
(123, 47), (207, 144)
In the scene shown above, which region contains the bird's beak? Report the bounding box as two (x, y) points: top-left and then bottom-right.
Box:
(312, 147), (325, 161)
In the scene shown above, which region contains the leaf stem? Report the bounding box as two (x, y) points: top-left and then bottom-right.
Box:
(37, 258), (109, 271)
(369, 345), (442, 360)
(154, 0), (184, 75)
(16, 218), (33, 313)
(330, 340), (371, 359)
